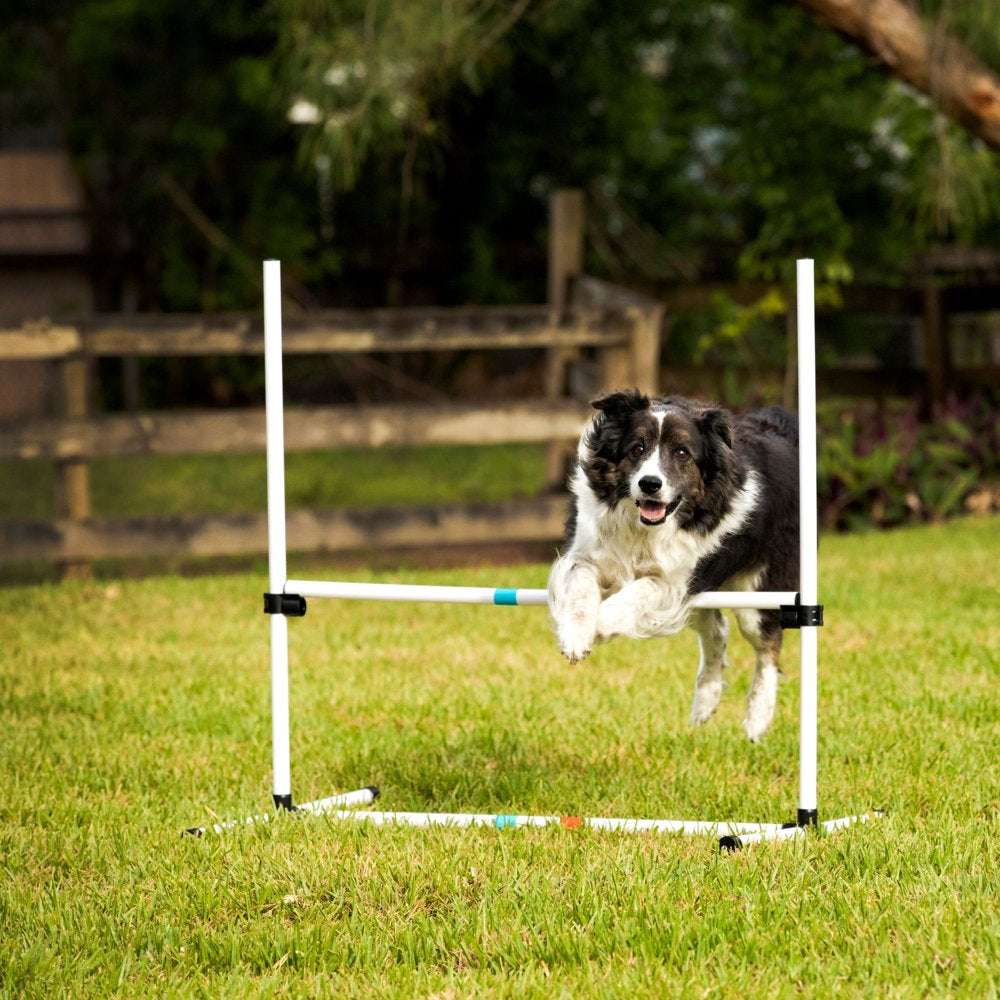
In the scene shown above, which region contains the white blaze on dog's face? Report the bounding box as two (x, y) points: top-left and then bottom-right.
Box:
(581, 390), (735, 528)
(627, 407), (704, 525)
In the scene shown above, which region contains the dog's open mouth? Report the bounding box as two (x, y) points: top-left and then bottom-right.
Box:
(636, 497), (681, 525)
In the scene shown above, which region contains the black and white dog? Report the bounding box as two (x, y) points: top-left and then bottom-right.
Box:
(548, 389), (799, 741)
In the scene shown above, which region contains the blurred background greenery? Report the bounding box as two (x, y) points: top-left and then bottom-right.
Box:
(4, 0), (1000, 311)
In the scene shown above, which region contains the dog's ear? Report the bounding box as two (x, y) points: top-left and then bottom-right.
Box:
(697, 408), (734, 450)
(586, 389), (649, 461)
(697, 408), (735, 482)
(590, 388), (650, 420)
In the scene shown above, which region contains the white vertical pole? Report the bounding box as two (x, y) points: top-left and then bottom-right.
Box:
(796, 258), (819, 825)
(264, 259), (292, 808)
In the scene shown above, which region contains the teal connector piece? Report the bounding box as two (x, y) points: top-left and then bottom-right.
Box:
(494, 814), (518, 829)
(493, 589), (519, 606)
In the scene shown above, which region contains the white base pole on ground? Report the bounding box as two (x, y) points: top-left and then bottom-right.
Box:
(720, 811), (881, 850)
(314, 811), (787, 835)
(311, 808), (878, 840)
(186, 786), (378, 836)
(190, 786), (875, 842)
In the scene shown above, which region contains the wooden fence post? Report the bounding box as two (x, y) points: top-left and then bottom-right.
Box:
(545, 188), (585, 490)
(56, 352), (91, 578)
(921, 282), (948, 413)
(597, 305), (662, 393)
(547, 189), (584, 309)
(630, 304), (663, 393)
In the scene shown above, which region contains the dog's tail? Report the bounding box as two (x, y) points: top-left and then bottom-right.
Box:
(741, 406), (798, 444)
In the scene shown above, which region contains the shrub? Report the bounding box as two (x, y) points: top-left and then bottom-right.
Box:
(817, 394), (1000, 530)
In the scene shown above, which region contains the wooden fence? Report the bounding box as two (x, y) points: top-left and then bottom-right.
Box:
(0, 293), (663, 569)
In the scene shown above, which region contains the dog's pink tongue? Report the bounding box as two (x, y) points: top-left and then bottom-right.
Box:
(638, 499), (667, 521)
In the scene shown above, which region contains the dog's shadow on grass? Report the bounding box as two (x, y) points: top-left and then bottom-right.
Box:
(308, 712), (800, 820)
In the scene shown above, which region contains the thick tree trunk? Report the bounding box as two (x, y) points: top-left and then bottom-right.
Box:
(794, 0), (1000, 151)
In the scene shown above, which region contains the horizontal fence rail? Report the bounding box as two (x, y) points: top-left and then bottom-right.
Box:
(0, 497), (569, 564)
(0, 305), (640, 360)
(0, 399), (591, 461)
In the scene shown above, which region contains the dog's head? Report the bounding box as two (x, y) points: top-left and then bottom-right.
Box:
(581, 389), (736, 527)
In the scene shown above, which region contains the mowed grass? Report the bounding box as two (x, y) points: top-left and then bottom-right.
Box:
(1, 517), (998, 998)
(0, 444), (548, 519)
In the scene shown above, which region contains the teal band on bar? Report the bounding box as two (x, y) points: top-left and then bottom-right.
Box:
(493, 589), (519, 605)
(494, 815), (518, 829)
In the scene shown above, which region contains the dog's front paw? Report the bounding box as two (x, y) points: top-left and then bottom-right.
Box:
(690, 679), (724, 726)
(557, 621), (596, 663)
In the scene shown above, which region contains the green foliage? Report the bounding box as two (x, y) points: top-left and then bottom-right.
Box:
(302, 0), (1000, 300)
(278, 0), (530, 189)
(695, 287), (789, 369)
(315, 0), (1000, 301)
(818, 395), (1000, 530)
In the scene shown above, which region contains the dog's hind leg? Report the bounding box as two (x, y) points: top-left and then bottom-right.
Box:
(735, 609), (782, 742)
(690, 608), (729, 726)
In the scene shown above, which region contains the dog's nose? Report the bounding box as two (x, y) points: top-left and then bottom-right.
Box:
(638, 476), (662, 495)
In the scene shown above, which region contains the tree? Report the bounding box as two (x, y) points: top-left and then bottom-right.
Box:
(282, 0), (922, 301)
(793, 0), (1000, 152)
(279, 0), (1000, 307)
(5, 0), (1000, 318)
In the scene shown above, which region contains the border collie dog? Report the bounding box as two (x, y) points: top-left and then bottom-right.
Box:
(548, 389), (799, 741)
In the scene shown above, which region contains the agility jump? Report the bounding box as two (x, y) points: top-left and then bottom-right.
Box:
(188, 258), (876, 848)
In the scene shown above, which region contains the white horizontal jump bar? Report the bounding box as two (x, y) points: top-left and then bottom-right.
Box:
(285, 579), (799, 611)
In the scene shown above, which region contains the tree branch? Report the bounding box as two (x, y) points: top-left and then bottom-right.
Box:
(793, 0), (1000, 151)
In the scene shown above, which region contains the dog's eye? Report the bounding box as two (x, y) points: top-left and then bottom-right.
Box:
(629, 442), (646, 459)
(674, 446), (690, 461)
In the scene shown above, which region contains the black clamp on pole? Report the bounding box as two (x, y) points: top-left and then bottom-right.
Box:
(796, 808), (819, 827)
(263, 593), (307, 617)
(779, 594), (824, 630)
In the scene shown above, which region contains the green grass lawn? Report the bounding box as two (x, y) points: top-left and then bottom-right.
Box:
(2, 517), (998, 997)
(0, 444), (548, 519)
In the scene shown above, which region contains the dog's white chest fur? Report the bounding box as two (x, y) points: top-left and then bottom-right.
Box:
(562, 465), (760, 599)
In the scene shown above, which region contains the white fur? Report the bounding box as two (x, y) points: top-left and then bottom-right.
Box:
(742, 649), (779, 742)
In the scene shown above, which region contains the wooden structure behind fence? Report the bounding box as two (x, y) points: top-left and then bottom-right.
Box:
(0, 292), (663, 569)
